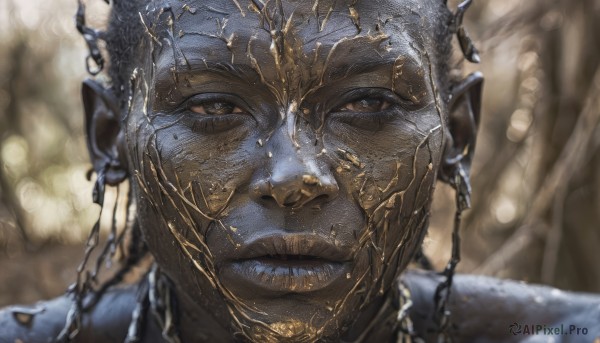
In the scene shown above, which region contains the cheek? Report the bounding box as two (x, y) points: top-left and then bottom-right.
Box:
(125, 112), (263, 273)
(131, 114), (260, 218)
(323, 112), (443, 292)
(325, 111), (443, 213)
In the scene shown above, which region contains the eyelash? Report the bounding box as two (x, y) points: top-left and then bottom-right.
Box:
(190, 115), (245, 134)
(181, 95), (250, 134)
(328, 90), (408, 130)
(332, 109), (399, 131)
(336, 88), (408, 111)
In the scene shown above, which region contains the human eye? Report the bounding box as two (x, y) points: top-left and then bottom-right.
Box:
(184, 94), (251, 134)
(329, 89), (404, 131)
(190, 101), (245, 116)
(335, 97), (391, 113)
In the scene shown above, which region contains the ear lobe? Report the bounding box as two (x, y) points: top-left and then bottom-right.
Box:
(439, 72), (484, 203)
(82, 79), (128, 186)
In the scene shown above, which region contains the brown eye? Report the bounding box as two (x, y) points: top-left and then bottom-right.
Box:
(190, 101), (244, 115)
(337, 98), (391, 113)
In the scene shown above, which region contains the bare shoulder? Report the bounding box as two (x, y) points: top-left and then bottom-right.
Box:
(0, 287), (138, 343)
(401, 270), (600, 342)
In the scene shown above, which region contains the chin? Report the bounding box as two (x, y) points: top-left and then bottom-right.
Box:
(238, 307), (358, 343)
(246, 320), (319, 342)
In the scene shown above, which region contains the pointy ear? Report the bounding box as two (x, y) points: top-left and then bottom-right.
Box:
(438, 72), (483, 189)
(82, 79), (128, 186)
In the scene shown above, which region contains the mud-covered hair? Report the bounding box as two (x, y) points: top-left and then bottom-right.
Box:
(103, 0), (145, 99)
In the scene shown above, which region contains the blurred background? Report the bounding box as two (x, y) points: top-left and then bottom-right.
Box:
(0, 0), (599, 307)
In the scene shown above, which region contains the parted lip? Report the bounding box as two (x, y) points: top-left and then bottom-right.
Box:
(225, 233), (354, 262)
(220, 233), (354, 294)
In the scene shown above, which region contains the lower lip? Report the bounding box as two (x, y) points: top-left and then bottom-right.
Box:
(221, 258), (350, 293)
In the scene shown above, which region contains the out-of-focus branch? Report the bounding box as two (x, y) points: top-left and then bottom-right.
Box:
(0, 38), (31, 249)
(475, 66), (600, 275)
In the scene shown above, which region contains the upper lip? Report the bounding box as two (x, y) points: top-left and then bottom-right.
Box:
(228, 233), (353, 262)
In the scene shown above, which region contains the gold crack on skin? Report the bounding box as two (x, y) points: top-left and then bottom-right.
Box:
(287, 101), (300, 147)
(391, 55), (407, 94)
(147, 136), (216, 222)
(368, 129), (439, 297)
(386, 188), (430, 267)
(352, 131), (437, 301)
(302, 174), (320, 185)
(167, 222), (216, 286)
(348, 6), (361, 33)
(196, 180), (216, 215)
(368, 125), (440, 225)
(139, 12), (162, 47)
(137, 121), (295, 339)
(248, 1), (260, 13)
(231, 0), (246, 17)
(318, 33), (388, 88)
(140, 159), (274, 332)
(133, 6), (436, 340)
(136, 170), (209, 263)
(424, 51), (444, 125)
(332, 267), (369, 314)
(178, 4), (197, 19)
(336, 148), (362, 168)
(380, 161), (402, 194)
(358, 177), (381, 213)
(140, 70), (151, 123)
(247, 35), (283, 104)
(319, 5), (334, 32)
(283, 8), (295, 35)
(146, 148), (215, 260)
(177, 20), (235, 63)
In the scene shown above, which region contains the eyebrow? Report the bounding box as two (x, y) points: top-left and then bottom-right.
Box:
(324, 57), (421, 82)
(153, 46), (427, 97)
(154, 59), (260, 87)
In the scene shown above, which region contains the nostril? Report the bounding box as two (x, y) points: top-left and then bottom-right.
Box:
(311, 194), (330, 203)
(261, 195), (273, 201)
(282, 191), (303, 207)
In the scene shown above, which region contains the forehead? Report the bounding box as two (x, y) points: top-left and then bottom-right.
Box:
(145, 0), (439, 61)
(143, 0), (441, 102)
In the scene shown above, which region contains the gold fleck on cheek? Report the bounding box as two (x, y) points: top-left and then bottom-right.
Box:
(302, 174), (320, 185)
(337, 148), (363, 168)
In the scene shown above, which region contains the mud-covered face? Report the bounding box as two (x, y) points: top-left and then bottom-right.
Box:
(125, 0), (446, 341)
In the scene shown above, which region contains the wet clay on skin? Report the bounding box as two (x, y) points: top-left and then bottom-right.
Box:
(123, 0), (448, 341)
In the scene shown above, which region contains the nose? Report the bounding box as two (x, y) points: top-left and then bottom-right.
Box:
(255, 169), (339, 208)
(251, 132), (339, 209)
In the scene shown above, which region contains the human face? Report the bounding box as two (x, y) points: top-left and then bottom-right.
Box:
(125, 0), (446, 341)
